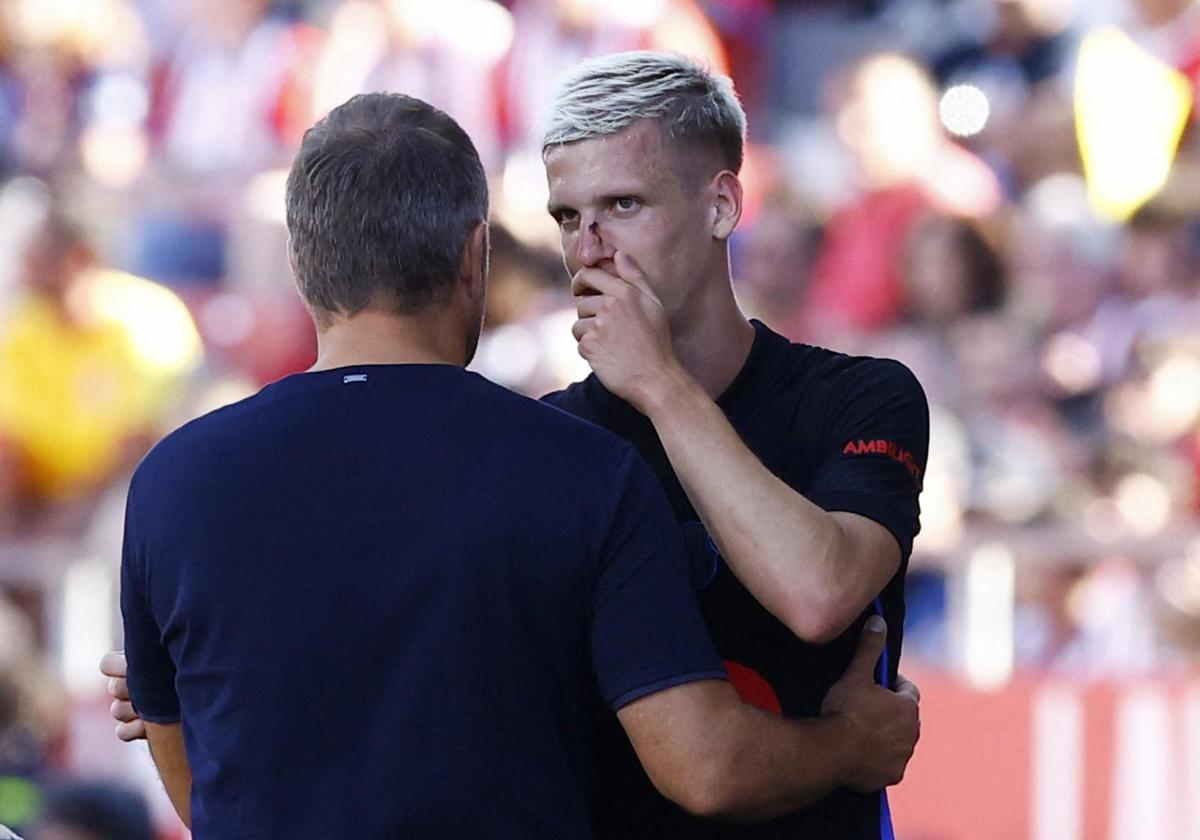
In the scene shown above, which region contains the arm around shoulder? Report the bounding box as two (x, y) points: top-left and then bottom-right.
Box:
(615, 618), (920, 822)
(616, 678), (851, 821)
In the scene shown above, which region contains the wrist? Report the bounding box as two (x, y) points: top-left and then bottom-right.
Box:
(823, 711), (865, 790)
(637, 363), (700, 420)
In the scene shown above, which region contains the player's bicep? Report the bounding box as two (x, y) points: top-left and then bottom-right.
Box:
(829, 511), (902, 603)
(808, 361), (929, 560)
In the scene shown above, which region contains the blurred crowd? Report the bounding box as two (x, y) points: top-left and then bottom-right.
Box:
(0, 0), (1199, 833)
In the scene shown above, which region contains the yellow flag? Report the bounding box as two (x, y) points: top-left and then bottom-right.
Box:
(1075, 27), (1193, 221)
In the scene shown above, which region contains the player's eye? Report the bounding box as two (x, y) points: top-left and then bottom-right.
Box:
(552, 210), (579, 230)
(612, 197), (640, 213)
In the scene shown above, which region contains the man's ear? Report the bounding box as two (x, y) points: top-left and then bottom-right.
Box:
(458, 221), (489, 300)
(710, 172), (743, 242)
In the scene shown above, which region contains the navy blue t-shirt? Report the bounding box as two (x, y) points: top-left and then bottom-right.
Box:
(544, 320), (929, 839)
(121, 364), (726, 840)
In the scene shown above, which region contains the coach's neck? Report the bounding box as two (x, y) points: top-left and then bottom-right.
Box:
(307, 226), (488, 371)
(310, 304), (475, 370)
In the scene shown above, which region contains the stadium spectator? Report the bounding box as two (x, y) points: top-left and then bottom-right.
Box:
(0, 215), (155, 536)
(131, 0), (309, 287)
(799, 52), (1001, 340)
(310, 0), (510, 169)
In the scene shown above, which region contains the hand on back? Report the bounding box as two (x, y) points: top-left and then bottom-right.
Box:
(100, 650), (146, 742)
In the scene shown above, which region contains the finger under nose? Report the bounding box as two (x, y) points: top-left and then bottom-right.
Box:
(572, 268), (623, 298)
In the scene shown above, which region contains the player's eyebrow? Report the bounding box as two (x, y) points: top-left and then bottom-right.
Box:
(548, 191), (643, 215)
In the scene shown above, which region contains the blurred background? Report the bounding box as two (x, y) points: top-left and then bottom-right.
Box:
(0, 0), (1197, 837)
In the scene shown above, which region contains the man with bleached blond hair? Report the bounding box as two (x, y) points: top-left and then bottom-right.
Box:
(539, 50), (929, 839)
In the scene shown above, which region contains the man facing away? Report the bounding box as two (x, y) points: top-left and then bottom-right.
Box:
(113, 92), (918, 838)
(538, 52), (931, 838)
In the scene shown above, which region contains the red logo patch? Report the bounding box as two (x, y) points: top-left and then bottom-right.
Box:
(843, 439), (924, 485)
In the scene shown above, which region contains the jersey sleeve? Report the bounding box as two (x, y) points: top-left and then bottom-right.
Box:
(119, 477), (182, 724)
(805, 358), (929, 558)
(590, 449), (728, 711)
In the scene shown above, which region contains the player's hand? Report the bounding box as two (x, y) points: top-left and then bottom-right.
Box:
(99, 650), (146, 742)
(819, 617), (920, 792)
(571, 252), (684, 413)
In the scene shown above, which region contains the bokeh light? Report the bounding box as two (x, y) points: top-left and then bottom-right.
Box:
(1042, 331), (1103, 394)
(939, 84), (990, 138)
(84, 270), (202, 377)
(1115, 473), (1173, 536)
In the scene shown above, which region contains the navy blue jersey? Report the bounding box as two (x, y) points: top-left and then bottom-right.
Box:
(543, 320), (929, 839)
(121, 364), (726, 840)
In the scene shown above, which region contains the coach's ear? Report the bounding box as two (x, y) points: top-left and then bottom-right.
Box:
(458, 221), (489, 301)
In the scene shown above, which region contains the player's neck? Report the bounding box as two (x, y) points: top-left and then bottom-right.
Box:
(669, 282), (755, 401)
(310, 307), (469, 370)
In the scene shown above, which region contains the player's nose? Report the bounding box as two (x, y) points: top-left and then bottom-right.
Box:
(576, 220), (611, 268)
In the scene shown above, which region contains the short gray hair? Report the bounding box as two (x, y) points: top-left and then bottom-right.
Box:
(541, 51), (747, 174)
(286, 93), (488, 321)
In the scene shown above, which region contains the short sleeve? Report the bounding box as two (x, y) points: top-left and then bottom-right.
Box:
(119, 479), (182, 723)
(806, 359), (929, 558)
(590, 450), (727, 711)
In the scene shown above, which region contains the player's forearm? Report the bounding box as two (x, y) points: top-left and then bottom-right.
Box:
(642, 373), (859, 640)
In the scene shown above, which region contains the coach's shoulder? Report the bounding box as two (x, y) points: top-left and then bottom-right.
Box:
(469, 371), (635, 461)
(131, 388), (262, 486)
